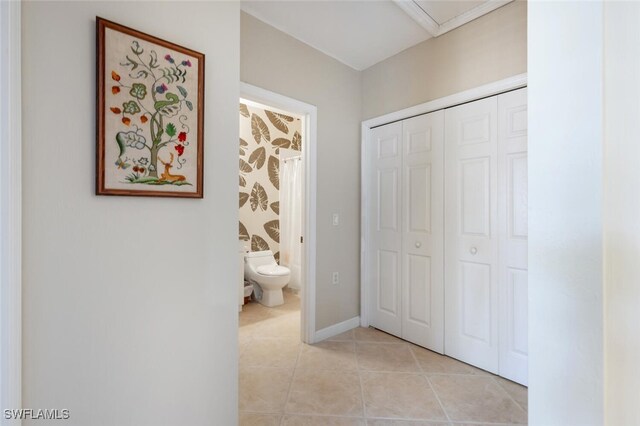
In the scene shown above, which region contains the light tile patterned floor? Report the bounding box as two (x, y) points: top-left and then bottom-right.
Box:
(239, 291), (528, 426)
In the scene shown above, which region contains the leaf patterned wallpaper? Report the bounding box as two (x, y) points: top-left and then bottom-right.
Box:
(239, 102), (301, 263)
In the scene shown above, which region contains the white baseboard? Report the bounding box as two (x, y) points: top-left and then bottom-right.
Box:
(313, 316), (360, 343)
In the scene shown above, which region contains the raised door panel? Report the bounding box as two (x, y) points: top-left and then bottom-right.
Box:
(508, 268), (528, 356)
(378, 169), (398, 231)
(402, 111), (444, 352)
(460, 261), (492, 343)
(408, 165), (431, 233)
(407, 254), (431, 325)
(368, 122), (403, 336)
(498, 88), (528, 385)
(509, 154), (528, 240)
(445, 96), (499, 373)
(460, 158), (491, 237)
(378, 250), (399, 315)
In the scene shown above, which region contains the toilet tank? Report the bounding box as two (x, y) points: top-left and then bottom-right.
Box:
(245, 250), (277, 268)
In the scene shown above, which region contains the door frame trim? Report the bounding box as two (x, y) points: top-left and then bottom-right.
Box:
(0, 0), (22, 419)
(360, 73), (527, 328)
(240, 82), (318, 344)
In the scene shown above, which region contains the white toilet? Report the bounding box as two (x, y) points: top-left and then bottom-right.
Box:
(244, 250), (291, 307)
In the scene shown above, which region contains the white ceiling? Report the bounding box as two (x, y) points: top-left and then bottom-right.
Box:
(415, 0), (485, 25)
(241, 1), (512, 71)
(241, 1), (431, 71)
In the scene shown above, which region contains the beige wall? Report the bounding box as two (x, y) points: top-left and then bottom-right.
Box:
(604, 2), (640, 424)
(22, 2), (239, 425)
(361, 0), (527, 119)
(241, 12), (362, 330)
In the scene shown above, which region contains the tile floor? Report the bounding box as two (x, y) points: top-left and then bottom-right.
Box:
(239, 291), (528, 426)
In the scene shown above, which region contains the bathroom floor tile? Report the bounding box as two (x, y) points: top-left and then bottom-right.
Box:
(428, 375), (527, 424)
(239, 338), (250, 353)
(353, 327), (406, 344)
(286, 370), (364, 417)
(240, 290), (300, 326)
(251, 313), (301, 341)
(409, 345), (488, 376)
(268, 292), (301, 314)
(240, 318), (276, 340)
(283, 415), (366, 425)
(240, 337), (301, 369)
(360, 371), (447, 421)
(239, 412), (282, 426)
(356, 342), (421, 372)
(240, 302), (280, 323)
(239, 366), (293, 414)
(297, 341), (357, 371)
(239, 309), (267, 324)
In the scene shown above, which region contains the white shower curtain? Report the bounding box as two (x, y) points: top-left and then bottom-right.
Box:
(280, 157), (302, 290)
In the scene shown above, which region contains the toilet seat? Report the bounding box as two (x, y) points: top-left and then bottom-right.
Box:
(244, 250), (290, 307)
(256, 265), (290, 277)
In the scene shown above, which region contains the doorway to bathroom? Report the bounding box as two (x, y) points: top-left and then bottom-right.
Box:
(238, 83), (317, 344)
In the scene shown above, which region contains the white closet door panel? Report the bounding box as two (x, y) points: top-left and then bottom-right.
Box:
(369, 122), (403, 336)
(402, 111), (445, 352)
(445, 96), (499, 373)
(498, 88), (528, 385)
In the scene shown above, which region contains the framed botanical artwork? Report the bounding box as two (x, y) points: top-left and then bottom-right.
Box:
(96, 17), (205, 198)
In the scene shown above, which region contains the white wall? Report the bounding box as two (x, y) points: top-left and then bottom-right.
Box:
(604, 3), (640, 424)
(0, 0), (22, 421)
(362, 0), (526, 120)
(528, 2), (604, 425)
(241, 12), (362, 330)
(22, 2), (239, 425)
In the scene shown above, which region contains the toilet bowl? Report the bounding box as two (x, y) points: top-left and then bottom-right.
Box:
(244, 250), (290, 307)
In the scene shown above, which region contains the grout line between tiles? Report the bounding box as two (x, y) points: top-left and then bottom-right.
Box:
(238, 292), (301, 426)
(280, 326), (303, 425)
(423, 371), (493, 377)
(425, 377), (452, 425)
(408, 344), (453, 424)
(282, 412), (366, 420)
(355, 342), (368, 420)
(280, 304), (305, 426)
(489, 375), (528, 416)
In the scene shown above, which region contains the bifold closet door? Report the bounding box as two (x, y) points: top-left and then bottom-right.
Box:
(368, 89), (528, 383)
(368, 112), (444, 351)
(444, 96), (500, 374)
(401, 112), (444, 352)
(368, 121), (403, 336)
(498, 88), (528, 385)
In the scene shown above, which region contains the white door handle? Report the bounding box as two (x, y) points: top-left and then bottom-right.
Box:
(415, 242), (422, 248)
(470, 247), (478, 255)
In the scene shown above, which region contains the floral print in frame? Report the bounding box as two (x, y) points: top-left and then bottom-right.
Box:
(96, 17), (205, 198)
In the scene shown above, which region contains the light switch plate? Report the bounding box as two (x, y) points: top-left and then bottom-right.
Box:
(332, 213), (340, 226)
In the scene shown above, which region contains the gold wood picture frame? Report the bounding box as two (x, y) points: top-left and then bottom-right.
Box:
(96, 17), (205, 198)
